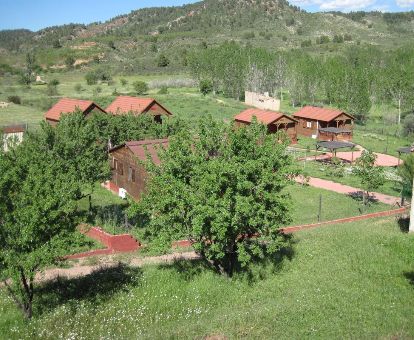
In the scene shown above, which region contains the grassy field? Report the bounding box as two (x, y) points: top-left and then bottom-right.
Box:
(286, 184), (389, 225)
(1, 215), (413, 338)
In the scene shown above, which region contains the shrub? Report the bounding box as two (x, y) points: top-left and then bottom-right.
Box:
(301, 39), (312, 47)
(120, 78), (128, 86)
(132, 81), (148, 95)
(200, 79), (213, 96)
(65, 56), (75, 69)
(158, 86), (168, 94)
(74, 83), (83, 93)
(7, 95), (21, 105)
(286, 17), (295, 26)
(46, 83), (58, 96)
(242, 31), (255, 40)
(403, 114), (414, 136)
(49, 79), (59, 86)
(157, 54), (170, 67)
(85, 71), (98, 85)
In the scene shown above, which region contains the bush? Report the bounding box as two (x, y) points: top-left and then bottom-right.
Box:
(403, 114), (414, 136)
(286, 17), (295, 26)
(7, 95), (21, 105)
(120, 78), (128, 86)
(199, 79), (213, 96)
(242, 31), (255, 40)
(49, 79), (59, 86)
(158, 86), (168, 94)
(46, 84), (58, 96)
(157, 54), (170, 67)
(65, 56), (75, 69)
(301, 39), (312, 47)
(85, 69), (112, 85)
(74, 83), (83, 93)
(132, 81), (148, 95)
(85, 71), (98, 85)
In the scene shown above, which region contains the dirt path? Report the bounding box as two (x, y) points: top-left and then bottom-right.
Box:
(296, 176), (400, 206)
(33, 251), (200, 283)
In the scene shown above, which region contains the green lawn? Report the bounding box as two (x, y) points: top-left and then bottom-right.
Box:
(287, 184), (389, 225)
(1, 216), (413, 338)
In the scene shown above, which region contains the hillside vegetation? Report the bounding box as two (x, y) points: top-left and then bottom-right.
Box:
(1, 0), (414, 71)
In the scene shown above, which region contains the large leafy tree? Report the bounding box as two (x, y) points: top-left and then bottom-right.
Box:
(130, 119), (297, 276)
(53, 112), (110, 202)
(352, 151), (385, 208)
(0, 132), (82, 319)
(0, 113), (113, 319)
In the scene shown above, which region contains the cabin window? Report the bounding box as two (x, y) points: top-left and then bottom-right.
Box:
(306, 121), (312, 128)
(113, 158), (118, 170)
(128, 167), (136, 182)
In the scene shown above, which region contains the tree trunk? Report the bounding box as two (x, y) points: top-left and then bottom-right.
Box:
(20, 269), (34, 319)
(398, 97), (401, 125)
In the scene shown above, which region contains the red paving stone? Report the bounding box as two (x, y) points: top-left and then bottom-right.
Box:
(296, 176), (400, 206)
(305, 151), (400, 167)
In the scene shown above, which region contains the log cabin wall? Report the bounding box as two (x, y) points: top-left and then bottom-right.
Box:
(109, 147), (147, 201)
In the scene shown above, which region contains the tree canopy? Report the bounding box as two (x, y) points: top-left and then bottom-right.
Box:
(129, 118), (298, 276)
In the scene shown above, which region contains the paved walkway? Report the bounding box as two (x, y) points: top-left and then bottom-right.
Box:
(309, 151), (400, 167)
(296, 176), (400, 206)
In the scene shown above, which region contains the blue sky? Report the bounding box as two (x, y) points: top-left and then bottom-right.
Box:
(0, 0), (413, 31)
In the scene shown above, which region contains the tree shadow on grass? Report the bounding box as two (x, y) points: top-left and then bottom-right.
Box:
(33, 263), (142, 316)
(347, 191), (379, 204)
(403, 271), (414, 286)
(397, 216), (410, 233)
(156, 234), (296, 285)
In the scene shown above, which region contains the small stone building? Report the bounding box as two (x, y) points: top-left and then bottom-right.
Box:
(2, 124), (26, 151)
(105, 96), (172, 123)
(107, 139), (168, 200)
(245, 91), (281, 111)
(44, 98), (106, 125)
(293, 106), (354, 141)
(234, 108), (298, 143)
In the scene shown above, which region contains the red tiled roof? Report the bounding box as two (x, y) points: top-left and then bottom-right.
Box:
(234, 108), (296, 125)
(106, 96), (156, 115)
(2, 124), (26, 134)
(125, 139), (169, 165)
(293, 106), (353, 122)
(44, 98), (100, 121)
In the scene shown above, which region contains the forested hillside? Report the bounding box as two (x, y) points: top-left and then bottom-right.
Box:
(1, 0), (414, 72)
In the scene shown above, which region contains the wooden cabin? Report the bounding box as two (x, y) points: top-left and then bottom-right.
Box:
(107, 139), (168, 200)
(44, 98), (106, 125)
(293, 106), (354, 141)
(234, 108), (298, 143)
(105, 96), (172, 123)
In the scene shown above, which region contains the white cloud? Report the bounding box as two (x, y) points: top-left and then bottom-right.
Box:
(319, 0), (376, 10)
(290, 0), (377, 11)
(396, 0), (414, 7)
